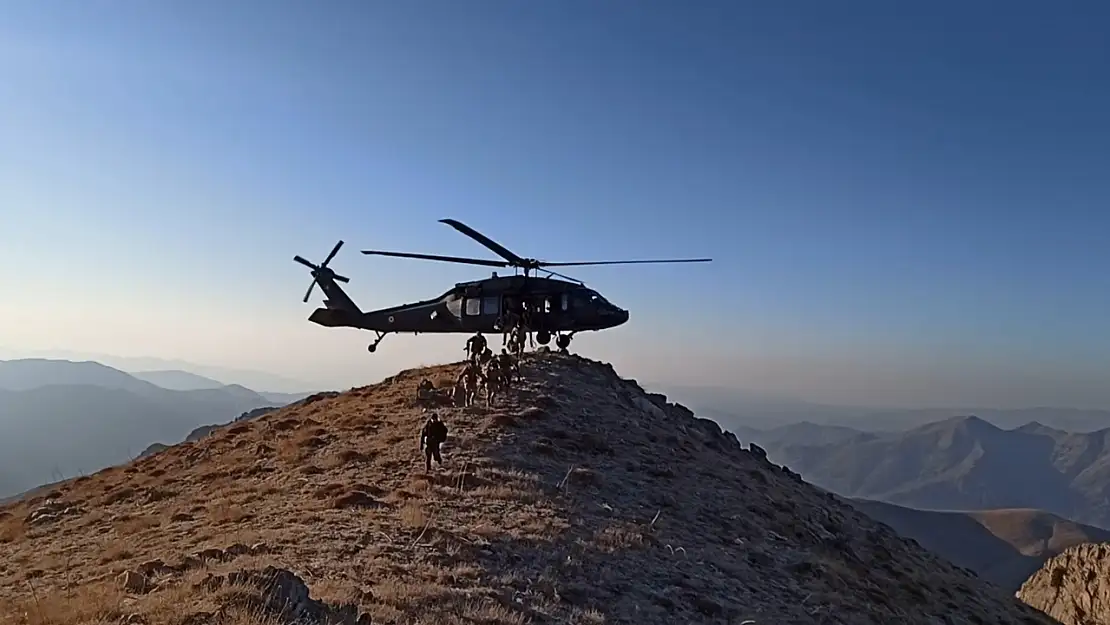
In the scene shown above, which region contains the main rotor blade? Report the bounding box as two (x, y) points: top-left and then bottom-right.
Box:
(438, 219), (526, 266)
(322, 240), (344, 267)
(540, 258), (714, 267)
(545, 269), (583, 283)
(361, 249), (509, 268)
(293, 255), (317, 269)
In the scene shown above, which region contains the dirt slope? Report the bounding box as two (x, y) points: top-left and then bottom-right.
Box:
(0, 353), (1059, 625)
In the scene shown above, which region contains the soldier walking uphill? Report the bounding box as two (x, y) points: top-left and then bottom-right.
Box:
(419, 412), (448, 472)
(453, 361), (485, 407)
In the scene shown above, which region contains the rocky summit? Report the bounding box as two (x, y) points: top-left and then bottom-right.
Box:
(0, 352), (1060, 625)
(1019, 542), (1110, 625)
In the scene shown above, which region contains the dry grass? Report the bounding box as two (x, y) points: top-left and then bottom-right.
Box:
(0, 353), (1060, 625)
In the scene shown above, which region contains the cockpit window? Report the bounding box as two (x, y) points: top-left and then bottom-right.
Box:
(572, 289), (611, 309)
(586, 290), (610, 306)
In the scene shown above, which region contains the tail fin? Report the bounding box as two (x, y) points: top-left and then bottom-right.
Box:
(293, 240), (363, 314)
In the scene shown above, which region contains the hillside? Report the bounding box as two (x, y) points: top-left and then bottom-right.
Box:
(849, 498), (1110, 592)
(0, 353), (1058, 625)
(771, 415), (1110, 528)
(0, 359), (290, 499)
(1018, 542), (1110, 625)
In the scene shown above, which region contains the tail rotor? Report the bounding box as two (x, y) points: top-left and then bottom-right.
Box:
(294, 240), (350, 303)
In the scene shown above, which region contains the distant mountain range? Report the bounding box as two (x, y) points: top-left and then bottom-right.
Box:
(656, 383), (1110, 433)
(847, 498), (1110, 592)
(0, 358), (316, 499)
(759, 415), (1110, 529)
(129, 369), (307, 404)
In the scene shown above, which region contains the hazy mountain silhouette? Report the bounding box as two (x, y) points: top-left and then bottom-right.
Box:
(738, 420), (874, 448)
(656, 383), (1110, 433)
(0, 359), (303, 498)
(773, 415), (1110, 528)
(130, 369), (228, 391)
(849, 498), (1110, 592)
(839, 408), (1110, 434)
(130, 369), (311, 405)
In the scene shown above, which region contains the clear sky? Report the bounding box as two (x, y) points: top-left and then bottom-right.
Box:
(2, 2), (1108, 408)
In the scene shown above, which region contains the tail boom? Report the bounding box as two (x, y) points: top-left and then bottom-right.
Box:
(308, 307), (364, 329)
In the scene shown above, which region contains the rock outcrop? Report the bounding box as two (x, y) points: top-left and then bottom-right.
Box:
(0, 352), (1060, 625)
(1019, 542), (1110, 625)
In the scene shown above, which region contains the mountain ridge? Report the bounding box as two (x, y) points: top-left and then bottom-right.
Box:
(0, 353), (1057, 624)
(770, 415), (1110, 528)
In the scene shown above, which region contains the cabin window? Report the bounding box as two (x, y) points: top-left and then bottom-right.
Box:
(482, 296), (499, 315)
(561, 293), (569, 311)
(464, 297), (482, 316)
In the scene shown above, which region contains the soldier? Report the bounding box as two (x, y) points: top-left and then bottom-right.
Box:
(456, 362), (484, 407)
(416, 378), (434, 401)
(483, 357), (504, 407)
(520, 305), (536, 349)
(497, 348), (517, 386)
(511, 324), (527, 360)
(451, 376), (467, 407)
(500, 307), (520, 347)
(465, 331), (487, 365)
(479, 346), (494, 366)
(418, 413), (448, 472)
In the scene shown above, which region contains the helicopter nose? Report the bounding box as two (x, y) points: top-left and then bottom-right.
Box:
(603, 307), (629, 325)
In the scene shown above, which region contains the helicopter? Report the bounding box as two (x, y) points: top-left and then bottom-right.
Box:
(293, 218), (711, 353)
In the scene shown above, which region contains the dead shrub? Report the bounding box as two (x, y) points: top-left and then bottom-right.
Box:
(101, 487), (136, 506)
(323, 448), (371, 468)
(227, 424), (252, 436)
(568, 467), (600, 487)
(488, 413), (517, 427)
(399, 502), (427, 528)
(331, 490), (386, 510)
(115, 513), (161, 536)
(210, 501), (253, 525)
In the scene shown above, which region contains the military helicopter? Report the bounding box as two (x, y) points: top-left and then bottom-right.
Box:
(293, 218), (711, 353)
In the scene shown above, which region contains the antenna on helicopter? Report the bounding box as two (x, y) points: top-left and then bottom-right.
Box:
(360, 218), (712, 281)
(293, 240), (350, 303)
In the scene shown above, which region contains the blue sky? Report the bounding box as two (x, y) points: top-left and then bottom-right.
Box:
(2, 2), (1108, 406)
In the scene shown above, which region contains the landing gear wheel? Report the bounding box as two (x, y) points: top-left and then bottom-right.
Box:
(536, 330), (551, 345)
(556, 334), (571, 351)
(367, 331), (387, 354)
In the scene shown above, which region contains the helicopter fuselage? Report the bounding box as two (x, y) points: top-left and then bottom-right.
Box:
(308, 275), (629, 335)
